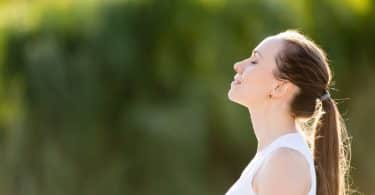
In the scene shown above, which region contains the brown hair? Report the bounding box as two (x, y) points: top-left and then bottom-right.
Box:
(273, 30), (352, 195)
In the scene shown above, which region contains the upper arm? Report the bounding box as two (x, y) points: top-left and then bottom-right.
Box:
(255, 148), (311, 195)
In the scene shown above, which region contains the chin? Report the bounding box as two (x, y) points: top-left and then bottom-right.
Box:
(228, 92), (244, 106)
(227, 88), (237, 102)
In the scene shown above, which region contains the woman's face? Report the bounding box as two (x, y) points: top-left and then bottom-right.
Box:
(228, 36), (285, 108)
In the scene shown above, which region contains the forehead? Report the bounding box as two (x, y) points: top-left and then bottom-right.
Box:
(254, 36), (284, 58)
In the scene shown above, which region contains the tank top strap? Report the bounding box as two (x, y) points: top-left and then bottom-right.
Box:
(256, 132), (312, 161)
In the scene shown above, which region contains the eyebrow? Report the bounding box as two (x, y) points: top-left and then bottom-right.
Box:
(252, 49), (263, 58)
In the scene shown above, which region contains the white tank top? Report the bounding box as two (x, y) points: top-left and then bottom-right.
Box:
(225, 131), (317, 195)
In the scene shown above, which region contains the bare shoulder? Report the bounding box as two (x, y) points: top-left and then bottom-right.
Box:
(254, 147), (311, 195)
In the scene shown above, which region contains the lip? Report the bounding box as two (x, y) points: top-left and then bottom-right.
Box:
(233, 74), (242, 84)
(231, 80), (241, 85)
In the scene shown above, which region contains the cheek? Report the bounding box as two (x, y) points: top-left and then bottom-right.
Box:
(242, 68), (274, 97)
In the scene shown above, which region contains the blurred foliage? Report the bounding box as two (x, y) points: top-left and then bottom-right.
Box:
(0, 0), (373, 194)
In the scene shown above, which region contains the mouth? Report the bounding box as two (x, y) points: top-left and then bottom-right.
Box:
(232, 75), (242, 85)
(231, 79), (241, 85)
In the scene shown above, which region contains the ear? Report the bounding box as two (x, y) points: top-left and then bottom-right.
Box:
(270, 79), (290, 99)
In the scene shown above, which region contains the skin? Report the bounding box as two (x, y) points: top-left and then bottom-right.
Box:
(227, 36), (311, 195)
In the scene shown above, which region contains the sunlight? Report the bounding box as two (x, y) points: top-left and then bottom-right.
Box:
(346, 0), (371, 15)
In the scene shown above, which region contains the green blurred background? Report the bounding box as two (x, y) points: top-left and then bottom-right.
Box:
(0, 0), (372, 194)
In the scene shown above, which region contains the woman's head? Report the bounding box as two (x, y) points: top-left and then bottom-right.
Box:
(228, 30), (352, 195)
(228, 31), (330, 117)
(228, 35), (299, 110)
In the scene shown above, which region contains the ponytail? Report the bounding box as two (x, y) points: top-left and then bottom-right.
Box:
(314, 98), (351, 195)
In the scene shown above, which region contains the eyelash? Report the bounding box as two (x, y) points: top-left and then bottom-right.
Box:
(250, 60), (257, 65)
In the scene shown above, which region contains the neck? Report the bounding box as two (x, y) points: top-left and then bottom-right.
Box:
(248, 101), (298, 154)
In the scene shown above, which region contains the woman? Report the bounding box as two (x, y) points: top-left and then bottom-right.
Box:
(226, 30), (351, 195)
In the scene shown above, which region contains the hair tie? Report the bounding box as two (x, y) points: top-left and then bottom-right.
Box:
(320, 90), (330, 101)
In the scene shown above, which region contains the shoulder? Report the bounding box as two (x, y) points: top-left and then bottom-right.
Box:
(254, 147), (311, 195)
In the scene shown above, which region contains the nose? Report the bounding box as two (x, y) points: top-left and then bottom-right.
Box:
(233, 60), (244, 73)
